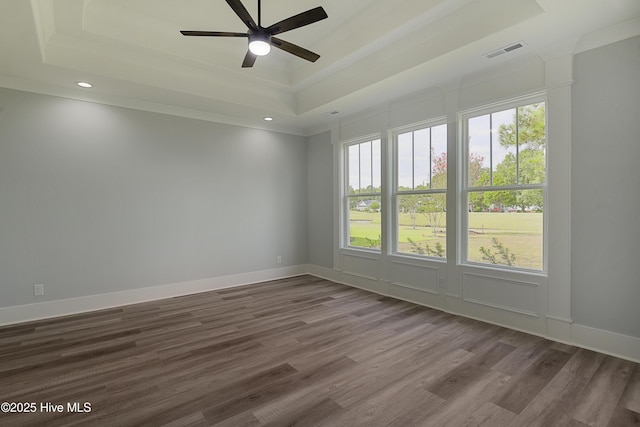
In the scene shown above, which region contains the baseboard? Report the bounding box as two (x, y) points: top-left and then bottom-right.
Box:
(3, 263), (639, 364)
(306, 264), (342, 282)
(0, 265), (308, 326)
(571, 323), (640, 363)
(307, 265), (640, 364)
(546, 316), (573, 342)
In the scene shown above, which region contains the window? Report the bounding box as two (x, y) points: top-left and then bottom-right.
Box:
(394, 123), (447, 258)
(462, 99), (546, 270)
(345, 138), (382, 250)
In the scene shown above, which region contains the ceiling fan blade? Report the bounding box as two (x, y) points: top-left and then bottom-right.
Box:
(242, 50), (257, 68)
(271, 37), (320, 62)
(266, 7), (328, 35)
(180, 30), (248, 37)
(225, 0), (257, 30)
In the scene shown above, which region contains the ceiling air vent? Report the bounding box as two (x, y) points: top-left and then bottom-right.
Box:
(485, 41), (525, 59)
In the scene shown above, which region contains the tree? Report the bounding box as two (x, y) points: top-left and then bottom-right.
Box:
(496, 103), (546, 211)
(419, 194), (446, 233)
(486, 153), (517, 209)
(432, 152), (447, 189)
(417, 151), (447, 232)
(468, 153), (486, 187)
(498, 103), (546, 150)
(467, 154), (489, 211)
(397, 150), (447, 230)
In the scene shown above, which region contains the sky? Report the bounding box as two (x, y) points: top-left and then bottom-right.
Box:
(347, 108), (519, 193)
(397, 124), (446, 189)
(468, 108), (516, 171)
(348, 139), (381, 192)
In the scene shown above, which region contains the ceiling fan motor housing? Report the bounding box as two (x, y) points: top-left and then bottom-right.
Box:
(248, 29), (272, 56)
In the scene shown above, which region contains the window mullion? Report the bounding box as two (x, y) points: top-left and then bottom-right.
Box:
(399, 189), (447, 196)
(358, 144), (362, 194)
(489, 113), (493, 186)
(371, 141), (374, 193)
(429, 127), (433, 190)
(516, 107), (520, 184)
(411, 131), (415, 190)
(468, 183), (543, 192)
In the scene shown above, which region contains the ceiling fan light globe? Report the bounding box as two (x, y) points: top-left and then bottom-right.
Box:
(249, 40), (271, 56)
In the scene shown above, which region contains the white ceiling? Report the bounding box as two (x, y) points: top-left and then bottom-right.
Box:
(1, 0), (639, 135)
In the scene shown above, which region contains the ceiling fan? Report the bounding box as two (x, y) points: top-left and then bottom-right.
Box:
(180, 0), (328, 68)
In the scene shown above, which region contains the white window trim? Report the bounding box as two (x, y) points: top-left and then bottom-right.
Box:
(329, 56), (573, 342)
(341, 134), (382, 253)
(458, 92), (548, 274)
(390, 118), (448, 260)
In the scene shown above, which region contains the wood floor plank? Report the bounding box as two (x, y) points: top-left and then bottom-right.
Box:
(570, 355), (635, 427)
(207, 411), (262, 427)
(427, 341), (516, 400)
(507, 347), (610, 426)
(259, 397), (343, 427)
(415, 369), (512, 427)
(463, 401), (517, 427)
(607, 406), (640, 427)
(508, 366), (589, 427)
(492, 335), (553, 377)
(318, 379), (444, 427)
(159, 411), (209, 427)
(621, 363), (640, 413)
(330, 345), (473, 408)
(492, 348), (573, 414)
(202, 357), (355, 425)
(0, 275), (638, 426)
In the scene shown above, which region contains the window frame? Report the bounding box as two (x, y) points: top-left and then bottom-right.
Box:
(459, 93), (548, 273)
(391, 119), (448, 260)
(342, 136), (383, 252)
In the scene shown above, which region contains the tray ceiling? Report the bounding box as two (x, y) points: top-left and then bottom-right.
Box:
(1, 0), (639, 134)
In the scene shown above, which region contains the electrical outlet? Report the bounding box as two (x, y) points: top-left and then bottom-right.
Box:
(34, 284), (44, 296)
(276, 256), (282, 264)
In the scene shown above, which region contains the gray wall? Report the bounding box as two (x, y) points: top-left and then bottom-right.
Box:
(571, 36), (640, 338)
(3, 35), (639, 344)
(306, 131), (333, 268)
(0, 88), (308, 308)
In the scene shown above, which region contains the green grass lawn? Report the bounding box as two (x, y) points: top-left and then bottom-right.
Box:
(467, 212), (542, 234)
(349, 215), (382, 249)
(348, 211), (543, 269)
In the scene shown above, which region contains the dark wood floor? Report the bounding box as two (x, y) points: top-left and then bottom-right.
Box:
(1, 275), (638, 426)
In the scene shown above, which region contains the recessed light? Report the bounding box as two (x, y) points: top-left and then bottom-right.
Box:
(76, 81), (93, 88)
(264, 117), (274, 121)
